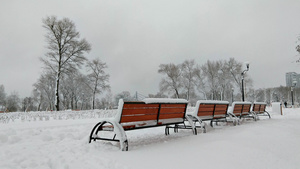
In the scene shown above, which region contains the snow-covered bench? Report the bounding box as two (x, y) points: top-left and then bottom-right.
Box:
(186, 100), (229, 133)
(252, 102), (271, 119)
(89, 98), (196, 151)
(227, 102), (256, 124)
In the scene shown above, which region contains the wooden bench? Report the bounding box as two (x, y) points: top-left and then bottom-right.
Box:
(228, 102), (256, 123)
(186, 100), (229, 133)
(89, 98), (196, 151)
(252, 102), (271, 119)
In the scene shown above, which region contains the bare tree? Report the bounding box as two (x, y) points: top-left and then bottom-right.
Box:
(181, 60), (197, 100)
(60, 74), (73, 110)
(42, 16), (91, 111)
(97, 91), (114, 109)
(148, 92), (168, 98)
(33, 71), (56, 111)
(158, 63), (182, 98)
(193, 65), (207, 99)
(226, 58), (252, 100)
(201, 60), (222, 100)
(217, 60), (235, 101)
(86, 58), (110, 109)
(0, 85), (6, 108)
(22, 97), (35, 112)
(32, 88), (43, 111)
(6, 92), (20, 112)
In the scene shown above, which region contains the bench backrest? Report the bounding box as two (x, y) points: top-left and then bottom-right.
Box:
(231, 102), (252, 116)
(252, 102), (267, 114)
(116, 99), (188, 129)
(194, 100), (229, 120)
(121, 102), (159, 123)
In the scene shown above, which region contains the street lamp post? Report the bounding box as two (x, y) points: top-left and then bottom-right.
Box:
(291, 80), (297, 107)
(241, 63), (250, 102)
(231, 88), (234, 104)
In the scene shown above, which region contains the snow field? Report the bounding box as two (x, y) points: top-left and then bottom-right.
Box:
(0, 108), (299, 169)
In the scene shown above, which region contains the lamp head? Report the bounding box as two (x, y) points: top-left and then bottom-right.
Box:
(245, 62), (250, 70)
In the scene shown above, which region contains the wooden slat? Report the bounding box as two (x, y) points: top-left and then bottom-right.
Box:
(123, 103), (159, 108)
(122, 108), (159, 115)
(198, 108), (215, 112)
(233, 104), (251, 115)
(198, 104), (215, 116)
(160, 104), (186, 108)
(199, 104), (215, 108)
(159, 113), (185, 119)
(214, 105), (228, 115)
(242, 105), (251, 112)
(253, 105), (260, 111)
(120, 114), (157, 123)
(198, 112), (214, 116)
(160, 107), (186, 114)
(260, 105), (266, 112)
(233, 106), (242, 114)
(214, 111), (227, 115)
(215, 105), (228, 109)
(233, 105), (243, 113)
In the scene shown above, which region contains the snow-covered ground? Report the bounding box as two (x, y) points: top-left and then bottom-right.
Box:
(0, 107), (299, 169)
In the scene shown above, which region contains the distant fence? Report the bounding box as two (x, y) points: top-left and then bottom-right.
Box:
(0, 109), (118, 124)
(0, 106), (196, 124)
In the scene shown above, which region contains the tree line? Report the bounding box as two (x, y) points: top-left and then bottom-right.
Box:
(156, 58), (252, 104)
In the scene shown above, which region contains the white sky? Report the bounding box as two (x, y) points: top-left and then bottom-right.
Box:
(1, 0), (300, 98)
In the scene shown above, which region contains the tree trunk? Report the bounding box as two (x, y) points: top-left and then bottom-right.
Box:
(92, 91), (96, 109)
(55, 71), (61, 111)
(71, 94), (74, 110)
(175, 89), (179, 98)
(92, 79), (98, 109)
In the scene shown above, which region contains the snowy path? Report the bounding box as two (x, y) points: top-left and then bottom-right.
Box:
(0, 109), (299, 169)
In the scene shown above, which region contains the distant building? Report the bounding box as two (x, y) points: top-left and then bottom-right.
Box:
(286, 72), (300, 87)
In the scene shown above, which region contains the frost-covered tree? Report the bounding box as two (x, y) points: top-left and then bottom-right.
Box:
(86, 58), (110, 109)
(32, 88), (43, 111)
(193, 65), (206, 99)
(226, 58), (252, 101)
(148, 92), (168, 98)
(201, 60), (222, 100)
(6, 92), (20, 112)
(114, 91), (134, 104)
(33, 71), (56, 111)
(181, 60), (197, 100)
(158, 63), (183, 98)
(0, 85), (6, 107)
(42, 16), (91, 111)
(97, 91), (114, 109)
(22, 97), (35, 112)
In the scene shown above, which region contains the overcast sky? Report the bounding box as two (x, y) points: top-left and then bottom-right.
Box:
(1, 0), (300, 98)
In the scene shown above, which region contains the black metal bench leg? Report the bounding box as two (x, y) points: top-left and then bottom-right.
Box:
(165, 126), (170, 135)
(174, 124), (179, 133)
